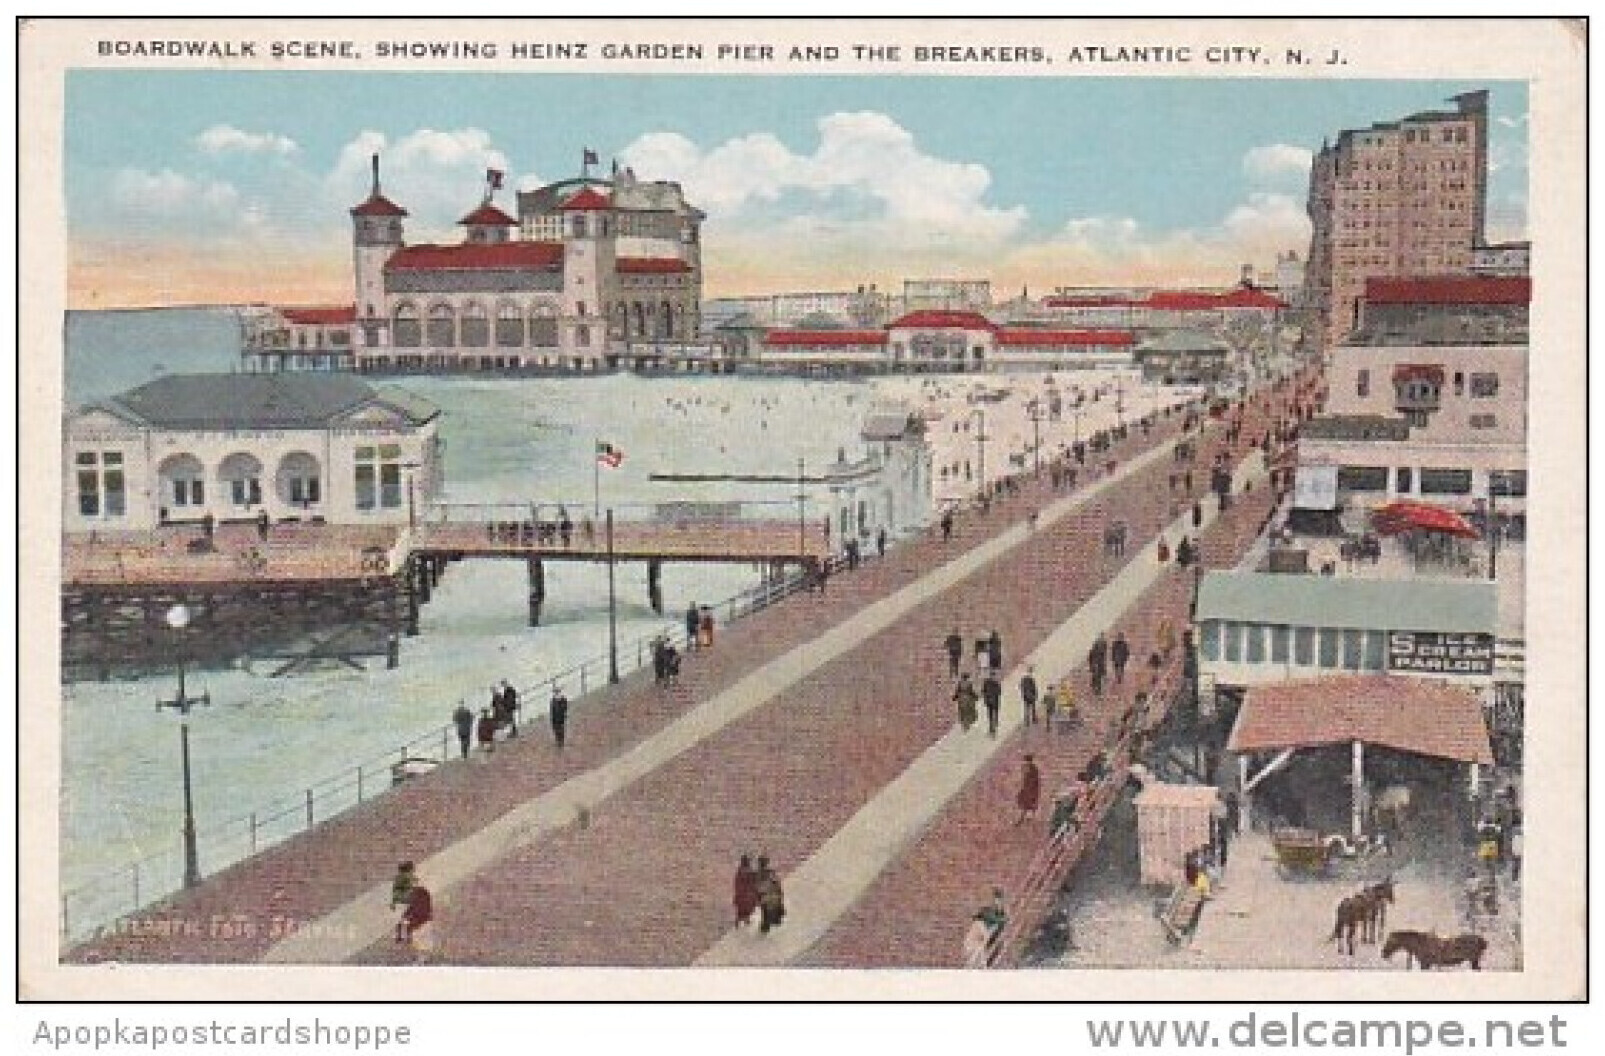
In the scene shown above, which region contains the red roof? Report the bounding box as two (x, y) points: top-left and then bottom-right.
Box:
(385, 242), (564, 271)
(280, 305), (357, 326)
(1146, 288), (1285, 311)
(1043, 295), (1139, 309)
(763, 330), (888, 347)
(458, 203), (517, 226)
(560, 187), (613, 211)
(350, 194), (408, 218)
(1365, 275), (1531, 306)
(888, 310), (997, 332)
(995, 329), (1136, 347)
(1228, 676), (1493, 764)
(1392, 363), (1445, 383)
(617, 257), (692, 274)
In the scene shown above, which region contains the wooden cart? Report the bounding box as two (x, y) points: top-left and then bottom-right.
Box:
(1270, 827), (1332, 879)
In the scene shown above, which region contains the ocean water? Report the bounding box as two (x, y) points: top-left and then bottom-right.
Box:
(57, 308), (1192, 940)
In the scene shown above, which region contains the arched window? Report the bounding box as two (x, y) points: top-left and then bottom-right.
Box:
(392, 303), (421, 348)
(496, 302), (525, 347)
(460, 301), (489, 347)
(530, 303), (559, 347)
(218, 452), (265, 508)
(427, 304), (456, 347)
(275, 452), (322, 508)
(158, 453), (206, 509)
(660, 301), (674, 339)
(612, 302), (629, 339)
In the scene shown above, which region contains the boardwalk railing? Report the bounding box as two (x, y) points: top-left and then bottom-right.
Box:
(989, 662), (1187, 967)
(60, 551), (848, 945)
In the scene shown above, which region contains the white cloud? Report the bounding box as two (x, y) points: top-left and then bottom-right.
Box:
(1242, 143), (1312, 186)
(111, 167), (241, 216)
(195, 124), (299, 157)
(621, 111), (1028, 249)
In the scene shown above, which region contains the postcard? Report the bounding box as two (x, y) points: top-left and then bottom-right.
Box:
(17, 17), (1586, 1002)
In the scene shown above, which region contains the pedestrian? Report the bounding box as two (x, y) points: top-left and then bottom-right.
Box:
(698, 605), (715, 648)
(398, 876), (436, 962)
(1158, 616), (1176, 658)
(1211, 795), (1231, 868)
(1088, 633), (1109, 697)
(256, 508), (270, 541)
(954, 673), (979, 732)
(201, 511), (215, 541)
(452, 702), (473, 760)
(1015, 754), (1041, 824)
(1176, 536), (1195, 569)
(558, 507), (574, 547)
(945, 630), (964, 679)
(1020, 667), (1040, 726)
(500, 679), (519, 737)
(980, 888), (1008, 965)
(733, 854), (760, 926)
(490, 684), (508, 731)
(877, 527), (887, 559)
(1157, 536), (1171, 563)
(1111, 632), (1131, 685)
(390, 861), (417, 916)
(685, 601), (701, 650)
(756, 857), (786, 934)
(941, 508), (955, 542)
(476, 707), (497, 754)
(652, 637), (668, 686)
(986, 629), (1003, 673)
(549, 685), (569, 749)
(982, 671), (1003, 737)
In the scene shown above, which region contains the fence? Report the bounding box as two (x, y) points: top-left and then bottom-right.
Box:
(60, 551), (846, 946)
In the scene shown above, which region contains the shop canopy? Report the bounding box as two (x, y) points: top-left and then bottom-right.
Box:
(1228, 675), (1494, 765)
(1370, 500), (1481, 539)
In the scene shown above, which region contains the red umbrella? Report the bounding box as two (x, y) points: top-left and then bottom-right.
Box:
(1370, 500), (1481, 539)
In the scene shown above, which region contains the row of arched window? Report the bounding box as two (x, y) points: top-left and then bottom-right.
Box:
(390, 298), (696, 347)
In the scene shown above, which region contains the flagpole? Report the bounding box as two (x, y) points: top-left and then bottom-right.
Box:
(593, 439), (601, 520)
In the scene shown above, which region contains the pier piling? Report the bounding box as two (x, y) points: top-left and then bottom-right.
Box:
(527, 557), (545, 627)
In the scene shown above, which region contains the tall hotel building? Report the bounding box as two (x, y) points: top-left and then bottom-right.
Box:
(1304, 91), (1490, 349)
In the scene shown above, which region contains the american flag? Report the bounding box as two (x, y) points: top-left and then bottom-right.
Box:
(595, 441), (624, 468)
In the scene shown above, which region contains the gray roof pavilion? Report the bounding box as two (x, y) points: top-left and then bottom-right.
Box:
(1195, 571), (1497, 636)
(92, 374), (438, 431)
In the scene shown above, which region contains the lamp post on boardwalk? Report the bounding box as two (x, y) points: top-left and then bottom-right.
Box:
(796, 457), (807, 564)
(156, 603), (206, 889)
(606, 508), (620, 684)
(1027, 402), (1045, 478)
(969, 409), (988, 504)
(402, 462), (421, 530)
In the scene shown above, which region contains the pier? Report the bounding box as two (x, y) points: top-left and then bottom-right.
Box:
(62, 372), (1316, 971)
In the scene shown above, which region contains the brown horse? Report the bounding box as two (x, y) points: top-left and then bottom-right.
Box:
(1382, 930), (1488, 970)
(1328, 877), (1395, 955)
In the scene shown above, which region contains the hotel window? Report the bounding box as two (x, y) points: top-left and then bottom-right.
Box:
(1338, 466), (1388, 492)
(1199, 621), (1221, 661)
(1419, 468), (1473, 495)
(1246, 625), (1267, 663)
(1223, 622), (1244, 663)
(355, 444), (404, 511)
(1342, 629), (1365, 670)
(1270, 625), (1291, 664)
(1294, 626), (1315, 666)
(1356, 369), (1370, 398)
(1454, 371), (1465, 396)
(1470, 373), (1500, 398)
(75, 451), (126, 518)
(1490, 470), (1527, 498)
(1395, 467), (1413, 494)
(1363, 630), (1386, 671)
(1318, 628), (1340, 668)
(1471, 414), (1497, 430)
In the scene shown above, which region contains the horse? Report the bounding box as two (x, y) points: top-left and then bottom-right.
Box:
(1382, 930), (1488, 970)
(1328, 877), (1395, 955)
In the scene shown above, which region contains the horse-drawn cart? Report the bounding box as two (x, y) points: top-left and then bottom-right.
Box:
(1270, 827), (1331, 879)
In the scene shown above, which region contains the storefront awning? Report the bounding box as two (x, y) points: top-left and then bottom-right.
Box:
(1371, 500), (1481, 538)
(1227, 675), (1494, 765)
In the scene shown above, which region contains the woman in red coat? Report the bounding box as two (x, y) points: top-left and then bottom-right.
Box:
(733, 854), (760, 926)
(1016, 754), (1042, 824)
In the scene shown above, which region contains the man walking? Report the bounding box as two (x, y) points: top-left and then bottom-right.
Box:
(1088, 633), (1109, 697)
(945, 630), (965, 679)
(452, 702), (474, 760)
(986, 630), (1003, 675)
(685, 601), (701, 650)
(982, 671), (1003, 737)
(500, 680), (519, 737)
(877, 527), (887, 559)
(1015, 755), (1042, 825)
(954, 673), (979, 732)
(549, 685), (570, 750)
(1111, 632), (1131, 686)
(1019, 667), (1040, 727)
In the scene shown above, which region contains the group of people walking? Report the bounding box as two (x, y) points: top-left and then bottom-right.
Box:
(451, 679), (568, 757)
(732, 854), (788, 934)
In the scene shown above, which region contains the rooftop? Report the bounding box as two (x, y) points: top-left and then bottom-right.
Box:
(385, 242), (564, 272)
(1364, 275), (1531, 307)
(91, 373), (437, 431)
(1195, 570), (1497, 635)
(1228, 675), (1494, 764)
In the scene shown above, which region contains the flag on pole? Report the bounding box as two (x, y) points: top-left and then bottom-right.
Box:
(486, 168), (505, 191)
(583, 148), (600, 167)
(596, 441), (624, 468)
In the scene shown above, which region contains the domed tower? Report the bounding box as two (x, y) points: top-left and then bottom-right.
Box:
(349, 154), (407, 348)
(558, 186), (616, 365)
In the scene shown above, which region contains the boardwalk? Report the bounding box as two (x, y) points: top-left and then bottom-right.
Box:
(65, 374), (1316, 969)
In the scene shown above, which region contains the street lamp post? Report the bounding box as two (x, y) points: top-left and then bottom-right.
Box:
(157, 603), (206, 889)
(402, 462), (421, 530)
(1028, 403), (1044, 478)
(970, 409), (988, 504)
(606, 508), (620, 684)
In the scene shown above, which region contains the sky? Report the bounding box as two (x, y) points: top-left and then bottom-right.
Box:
(64, 72), (1529, 307)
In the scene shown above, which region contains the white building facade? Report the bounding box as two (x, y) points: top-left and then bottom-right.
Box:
(63, 374), (441, 533)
